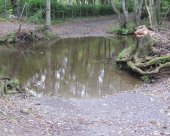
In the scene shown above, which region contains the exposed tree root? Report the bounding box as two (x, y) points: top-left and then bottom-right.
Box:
(135, 55), (170, 68)
(127, 61), (170, 75)
(116, 25), (170, 76)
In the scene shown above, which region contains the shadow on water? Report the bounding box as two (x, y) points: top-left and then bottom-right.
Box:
(0, 37), (141, 98)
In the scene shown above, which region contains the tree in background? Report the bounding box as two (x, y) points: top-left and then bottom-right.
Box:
(133, 0), (144, 25)
(144, 0), (161, 29)
(110, 0), (163, 32)
(45, 0), (51, 30)
(10, 0), (19, 16)
(110, 0), (129, 32)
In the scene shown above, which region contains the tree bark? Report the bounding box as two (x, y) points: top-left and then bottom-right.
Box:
(110, 0), (123, 27)
(133, 0), (138, 25)
(156, 0), (161, 25)
(45, 0), (51, 29)
(88, 0), (93, 4)
(10, 0), (19, 16)
(138, 0), (144, 21)
(68, 0), (72, 5)
(133, 0), (144, 25)
(145, 0), (158, 29)
(121, 0), (128, 28)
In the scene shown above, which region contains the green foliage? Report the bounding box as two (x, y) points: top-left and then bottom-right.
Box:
(109, 22), (136, 35)
(0, 17), (7, 22)
(6, 32), (16, 43)
(44, 31), (56, 40)
(7, 79), (20, 91)
(141, 76), (155, 83)
(3, 78), (21, 94)
(117, 48), (127, 59)
(27, 9), (45, 24)
(118, 22), (136, 35)
(127, 22), (136, 33)
(0, 36), (6, 43)
(128, 0), (134, 12)
(118, 28), (129, 35)
(0, 67), (21, 94)
(117, 41), (136, 65)
(26, 2), (113, 19)
(162, 0), (170, 12)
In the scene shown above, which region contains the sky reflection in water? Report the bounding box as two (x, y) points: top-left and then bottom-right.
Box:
(0, 37), (141, 98)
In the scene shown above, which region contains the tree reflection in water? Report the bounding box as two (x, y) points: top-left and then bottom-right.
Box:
(0, 37), (141, 98)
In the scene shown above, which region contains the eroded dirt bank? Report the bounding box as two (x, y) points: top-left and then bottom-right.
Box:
(0, 16), (170, 136)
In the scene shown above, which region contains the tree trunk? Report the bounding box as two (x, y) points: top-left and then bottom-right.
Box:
(145, 0), (158, 29)
(4, 0), (7, 17)
(133, 0), (144, 25)
(138, 0), (144, 21)
(10, 0), (19, 16)
(133, 0), (138, 25)
(125, 0), (129, 11)
(68, 0), (72, 5)
(88, 0), (93, 4)
(45, 0), (51, 29)
(81, 0), (85, 4)
(110, 0), (123, 27)
(156, 0), (161, 25)
(121, 0), (128, 28)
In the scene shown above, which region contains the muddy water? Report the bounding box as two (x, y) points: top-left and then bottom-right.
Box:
(0, 37), (141, 98)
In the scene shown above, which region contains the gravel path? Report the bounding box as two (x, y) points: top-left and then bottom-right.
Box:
(0, 77), (169, 136)
(52, 16), (117, 38)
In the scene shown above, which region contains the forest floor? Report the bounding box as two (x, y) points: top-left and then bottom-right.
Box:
(0, 16), (170, 136)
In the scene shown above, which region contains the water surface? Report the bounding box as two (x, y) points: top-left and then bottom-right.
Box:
(0, 37), (141, 98)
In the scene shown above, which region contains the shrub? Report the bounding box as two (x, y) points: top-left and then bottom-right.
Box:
(27, 3), (113, 19)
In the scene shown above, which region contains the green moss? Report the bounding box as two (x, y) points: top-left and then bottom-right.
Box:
(141, 75), (155, 83)
(44, 31), (56, 40)
(117, 48), (127, 59)
(0, 17), (7, 22)
(117, 43), (136, 59)
(118, 28), (129, 35)
(0, 36), (5, 42)
(27, 10), (45, 24)
(6, 32), (16, 43)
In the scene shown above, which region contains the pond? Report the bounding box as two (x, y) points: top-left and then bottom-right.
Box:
(0, 37), (141, 98)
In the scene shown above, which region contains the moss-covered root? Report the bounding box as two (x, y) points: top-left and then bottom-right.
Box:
(136, 55), (170, 68)
(116, 25), (170, 76)
(127, 61), (170, 75)
(116, 43), (137, 62)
